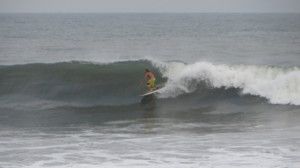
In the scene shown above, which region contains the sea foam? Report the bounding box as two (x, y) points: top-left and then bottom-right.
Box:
(154, 61), (300, 105)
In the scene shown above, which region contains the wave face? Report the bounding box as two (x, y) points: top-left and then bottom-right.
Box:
(154, 61), (300, 105)
(0, 60), (299, 110)
(0, 60), (162, 108)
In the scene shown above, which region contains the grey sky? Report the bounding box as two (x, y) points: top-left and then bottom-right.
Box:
(0, 0), (299, 13)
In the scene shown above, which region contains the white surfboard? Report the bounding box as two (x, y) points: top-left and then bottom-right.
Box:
(140, 87), (163, 96)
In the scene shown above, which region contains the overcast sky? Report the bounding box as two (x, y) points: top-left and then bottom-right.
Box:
(0, 0), (299, 13)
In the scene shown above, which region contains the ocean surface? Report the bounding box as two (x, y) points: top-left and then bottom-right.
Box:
(0, 13), (300, 168)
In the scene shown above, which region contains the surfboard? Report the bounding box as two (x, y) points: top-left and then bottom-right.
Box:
(140, 87), (162, 96)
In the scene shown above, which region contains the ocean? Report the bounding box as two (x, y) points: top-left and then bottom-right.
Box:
(0, 13), (300, 168)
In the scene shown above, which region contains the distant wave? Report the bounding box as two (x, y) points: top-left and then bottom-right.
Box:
(0, 59), (299, 110)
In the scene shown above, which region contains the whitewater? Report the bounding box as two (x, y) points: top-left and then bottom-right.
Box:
(154, 61), (300, 105)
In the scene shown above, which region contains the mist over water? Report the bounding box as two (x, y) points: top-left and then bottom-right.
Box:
(0, 14), (300, 168)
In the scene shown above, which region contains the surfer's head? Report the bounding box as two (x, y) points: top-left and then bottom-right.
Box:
(145, 69), (150, 73)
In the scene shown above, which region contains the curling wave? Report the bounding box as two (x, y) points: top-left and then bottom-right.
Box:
(154, 61), (300, 105)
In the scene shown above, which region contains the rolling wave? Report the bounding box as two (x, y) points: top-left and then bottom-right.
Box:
(0, 59), (299, 110)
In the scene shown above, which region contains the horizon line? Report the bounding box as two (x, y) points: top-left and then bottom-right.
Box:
(0, 11), (300, 14)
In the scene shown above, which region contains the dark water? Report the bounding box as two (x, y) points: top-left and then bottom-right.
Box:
(0, 14), (300, 168)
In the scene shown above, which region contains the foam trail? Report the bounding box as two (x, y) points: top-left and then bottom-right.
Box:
(154, 61), (300, 105)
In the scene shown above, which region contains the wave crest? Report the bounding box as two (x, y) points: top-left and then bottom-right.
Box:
(155, 61), (300, 105)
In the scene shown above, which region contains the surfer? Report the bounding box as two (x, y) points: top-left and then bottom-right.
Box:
(144, 69), (156, 91)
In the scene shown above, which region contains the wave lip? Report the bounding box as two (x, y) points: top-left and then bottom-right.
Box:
(155, 61), (300, 105)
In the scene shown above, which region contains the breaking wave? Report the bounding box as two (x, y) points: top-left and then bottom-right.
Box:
(0, 59), (299, 110)
(154, 61), (300, 105)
